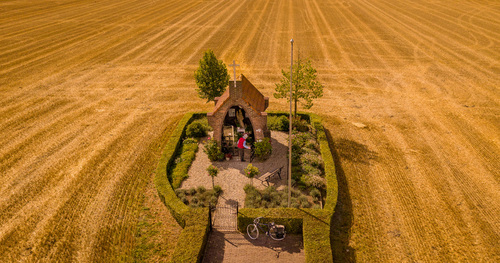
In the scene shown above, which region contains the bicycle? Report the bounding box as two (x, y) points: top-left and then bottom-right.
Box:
(246, 217), (286, 241)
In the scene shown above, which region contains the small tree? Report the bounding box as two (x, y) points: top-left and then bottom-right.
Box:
(207, 165), (219, 188)
(274, 58), (323, 117)
(194, 50), (230, 102)
(244, 164), (259, 186)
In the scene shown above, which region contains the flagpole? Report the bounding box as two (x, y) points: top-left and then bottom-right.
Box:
(288, 38), (293, 207)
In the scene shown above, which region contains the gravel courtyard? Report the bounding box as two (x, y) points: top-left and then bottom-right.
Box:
(180, 131), (289, 207)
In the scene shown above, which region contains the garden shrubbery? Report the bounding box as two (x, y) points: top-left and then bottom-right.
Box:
(290, 124), (325, 193)
(186, 118), (210, 138)
(267, 115), (309, 132)
(175, 186), (222, 208)
(267, 115), (289, 131)
(203, 139), (223, 161)
(244, 185), (317, 209)
(293, 116), (310, 132)
(171, 137), (199, 188)
(253, 137), (272, 161)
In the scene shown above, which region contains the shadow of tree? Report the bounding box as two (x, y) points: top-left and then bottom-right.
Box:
(334, 138), (378, 164)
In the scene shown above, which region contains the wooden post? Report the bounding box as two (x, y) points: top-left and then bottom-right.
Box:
(288, 38), (294, 208)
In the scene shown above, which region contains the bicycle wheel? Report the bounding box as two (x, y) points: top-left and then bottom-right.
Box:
(246, 224), (259, 239)
(269, 231), (286, 241)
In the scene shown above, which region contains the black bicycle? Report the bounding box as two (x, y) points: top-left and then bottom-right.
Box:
(246, 217), (286, 241)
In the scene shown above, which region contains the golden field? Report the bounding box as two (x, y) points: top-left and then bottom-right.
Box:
(0, 0), (499, 262)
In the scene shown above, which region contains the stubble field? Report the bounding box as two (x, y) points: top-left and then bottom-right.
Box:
(1, 0), (499, 262)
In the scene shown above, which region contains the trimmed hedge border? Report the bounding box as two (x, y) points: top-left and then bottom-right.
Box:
(154, 112), (210, 263)
(154, 112), (337, 263)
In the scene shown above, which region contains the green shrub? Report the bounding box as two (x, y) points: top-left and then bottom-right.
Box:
(310, 189), (321, 201)
(183, 137), (198, 145)
(179, 186), (221, 208)
(291, 151), (301, 167)
(194, 118), (212, 131)
(197, 186), (206, 194)
(294, 131), (314, 147)
(244, 185), (312, 208)
(237, 113), (337, 263)
(291, 166), (304, 184)
(298, 196), (311, 208)
(203, 139), (224, 161)
(268, 115), (289, 131)
(293, 117), (309, 132)
(302, 163), (322, 177)
(302, 152), (323, 169)
(253, 138), (272, 161)
(213, 185), (222, 195)
(186, 119), (208, 138)
(291, 188), (302, 198)
(290, 198), (300, 208)
(305, 139), (319, 151)
(267, 115), (280, 130)
(187, 188), (196, 196)
(175, 189), (186, 199)
(302, 174), (326, 190)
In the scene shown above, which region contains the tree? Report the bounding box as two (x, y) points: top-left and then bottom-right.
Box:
(244, 164), (259, 186)
(274, 58), (323, 117)
(207, 165), (219, 188)
(194, 50), (230, 102)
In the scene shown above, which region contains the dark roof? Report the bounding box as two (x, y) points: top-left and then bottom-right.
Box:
(210, 74), (268, 115)
(241, 74), (267, 112)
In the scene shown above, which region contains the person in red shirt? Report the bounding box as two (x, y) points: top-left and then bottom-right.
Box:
(237, 133), (251, 162)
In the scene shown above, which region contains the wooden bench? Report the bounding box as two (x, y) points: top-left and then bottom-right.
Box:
(260, 166), (283, 186)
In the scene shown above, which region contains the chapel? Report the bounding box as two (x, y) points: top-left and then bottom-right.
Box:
(207, 74), (270, 155)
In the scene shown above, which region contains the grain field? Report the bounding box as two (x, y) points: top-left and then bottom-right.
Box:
(0, 0), (499, 262)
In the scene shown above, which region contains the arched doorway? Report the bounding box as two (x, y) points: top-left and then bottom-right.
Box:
(221, 106), (254, 156)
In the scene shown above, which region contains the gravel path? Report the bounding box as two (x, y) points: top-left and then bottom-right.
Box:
(180, 131), (289, 207)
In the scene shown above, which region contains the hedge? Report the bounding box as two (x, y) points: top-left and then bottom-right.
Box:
(154, 112), (210, 262)
(170, 208), (210, 263)
(171, 141), (198, 189)
(310, 113), (338, 210)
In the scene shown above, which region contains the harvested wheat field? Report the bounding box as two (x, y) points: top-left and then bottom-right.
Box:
(0, 0), (499, 262)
